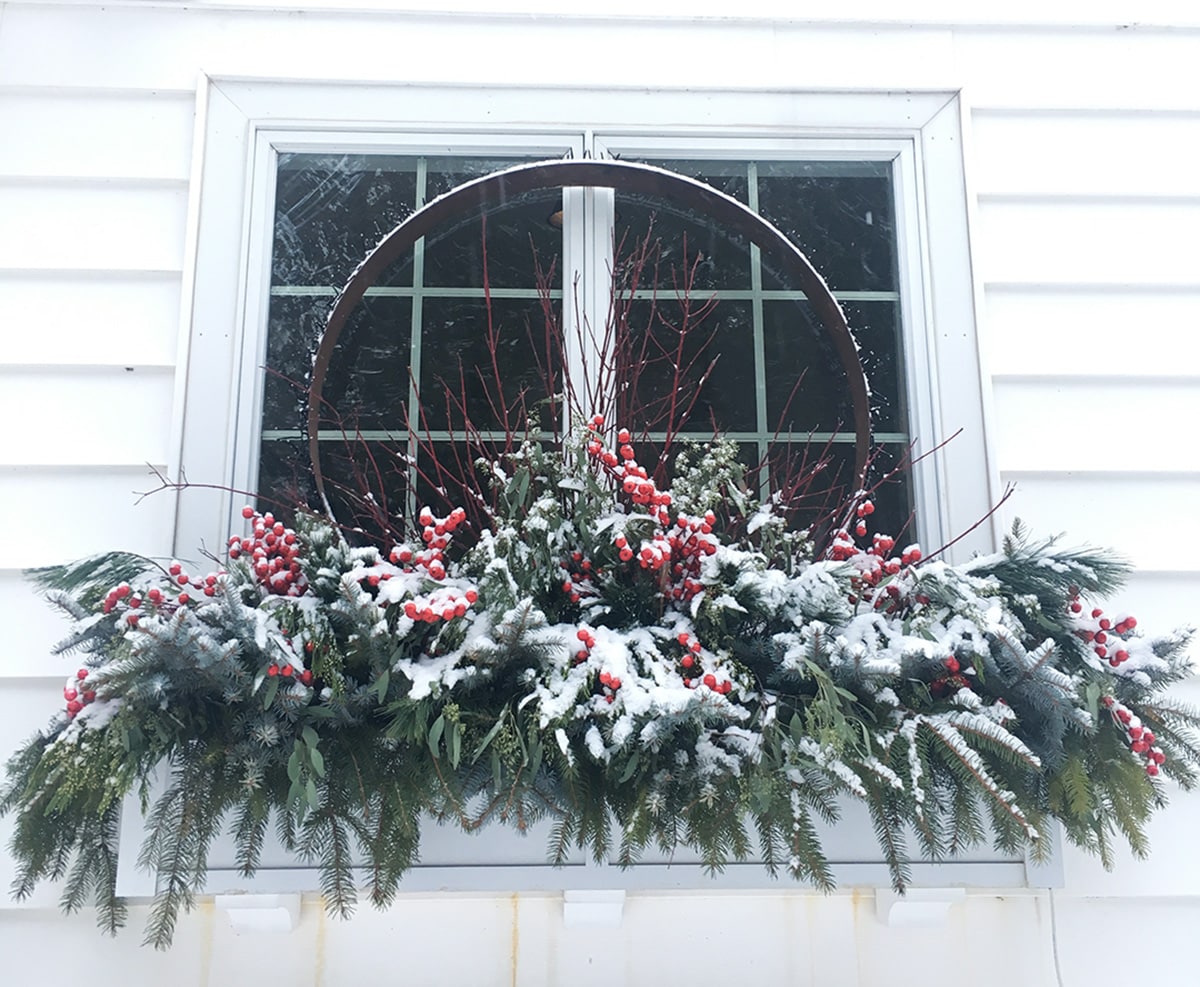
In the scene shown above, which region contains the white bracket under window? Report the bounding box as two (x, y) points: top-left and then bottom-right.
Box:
(563, 890), (626, 928)
(214, 893), (302, 934)
(873, 887), (965, 927)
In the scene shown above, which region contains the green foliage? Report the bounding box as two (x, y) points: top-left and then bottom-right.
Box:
(3, 432), (1198, 948)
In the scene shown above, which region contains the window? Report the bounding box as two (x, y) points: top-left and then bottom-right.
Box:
(141, 81), (1039, 896)
(255, 145), (914, 537)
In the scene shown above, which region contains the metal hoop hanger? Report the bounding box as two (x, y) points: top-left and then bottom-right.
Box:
(308, 158), (872, 501)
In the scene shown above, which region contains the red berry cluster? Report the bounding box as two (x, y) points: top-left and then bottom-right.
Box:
(389, 505), (467, 583)
(103, 576), (205, 625)
(598, 670), (623, 704)
(266, 661), (314, 686)
(229, 507), (306, 597)
(675, 631), (733, 694)
(575, 626), (596, 665)
(585, 418), (717, 602)
(1070, 594), (1137, 668)
(929, 655), (971, 698)
(402, 587), (479, 623)
(587, 419), (673, 521)
(575, 626), (627, 702)
(562, 552), (599, 605)
(1101, 696), (1166, 776)
(827, 501), (920, 578)
(62, 668), (96, 719)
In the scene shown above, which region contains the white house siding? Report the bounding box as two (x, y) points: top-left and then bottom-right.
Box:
(1, 4), (1198, 984)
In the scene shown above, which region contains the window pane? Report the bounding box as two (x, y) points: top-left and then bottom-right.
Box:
(756, 161), (896, 293)
(619, 299), (757, 433)
(272, 154), (418, 288)
(419, 295), (561, 432)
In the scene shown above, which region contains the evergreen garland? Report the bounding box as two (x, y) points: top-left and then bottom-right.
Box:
(3, 422), (1197, 948)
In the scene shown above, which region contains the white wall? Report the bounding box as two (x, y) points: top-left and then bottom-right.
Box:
(1, 3), (1198, 983)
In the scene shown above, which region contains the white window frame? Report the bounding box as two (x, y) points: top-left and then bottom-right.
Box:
(137, 76), (1054, 898)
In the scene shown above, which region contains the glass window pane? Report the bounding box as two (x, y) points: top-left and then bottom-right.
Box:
(419, 295), (561, 432)
(619, 299), (757, 434)
(756, 162), (897, 293)
(272, 153), (418, 288)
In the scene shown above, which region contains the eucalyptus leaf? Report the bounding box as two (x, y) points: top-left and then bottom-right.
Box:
(427, 714), (445, 757)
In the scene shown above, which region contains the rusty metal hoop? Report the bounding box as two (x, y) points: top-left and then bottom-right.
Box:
(308, 158), (872, 501)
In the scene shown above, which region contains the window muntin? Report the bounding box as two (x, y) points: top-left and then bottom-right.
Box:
(256, 142), (914, 537)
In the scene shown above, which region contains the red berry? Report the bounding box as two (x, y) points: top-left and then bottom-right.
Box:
(63, 688), (77, 701)
(703, 674), (717, 689)
(66, 700), (83, 715)
(267, 665), (279, 677)
(681, 655), (694, 669)
(1147, 763), (1159, 776)
(945, 656), (960, 674)
(281, 665), (293, 677)
(178, 593), (190, 604)
(577, 628), (591, 642)
(168, 562), (182, 576)
(855, 521), (867, 537)
(242, 506), (255, 519)
(1092, 608), (1104, 619)
(1070, 601), (1082, 613)
(1126, 617), (1138, 629)
(77, 669), (89, 680)
(300, 670), (313, 686)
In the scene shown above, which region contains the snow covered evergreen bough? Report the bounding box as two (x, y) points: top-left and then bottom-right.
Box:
(3, 423), (1198, 948)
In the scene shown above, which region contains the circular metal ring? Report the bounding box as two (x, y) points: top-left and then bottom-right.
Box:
(308, 158), (872, 501)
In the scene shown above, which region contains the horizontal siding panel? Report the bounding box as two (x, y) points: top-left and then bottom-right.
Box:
(1119, 570), (1200, 642)
(0, 7), (956, 92)
(970, 110), (1200, 199)
(956, 32), (1200, 111)
(998, 474), (1200, 573)
(0, 272), (181, 365)
(0, 91), (194, 181)
(0, 369), (176, 467)
(991, 379), (1198, 473)
(0, 467), (174, 569)
(975, 199), (1200, 286)
(0, 183), (187, 273)
(0, 572), (78, 679)
(983, 286), (1200, 377)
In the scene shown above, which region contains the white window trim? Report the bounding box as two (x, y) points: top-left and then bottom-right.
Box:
(139, 76), (1053, 898)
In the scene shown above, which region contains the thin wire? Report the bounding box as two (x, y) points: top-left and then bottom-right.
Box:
(1048, 888), (1067, 987)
